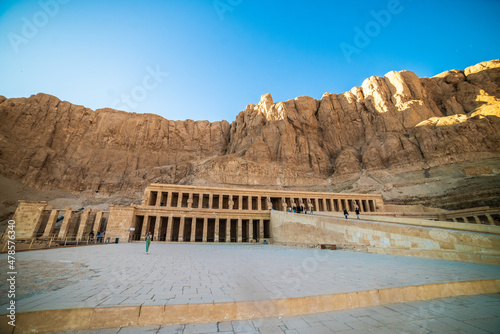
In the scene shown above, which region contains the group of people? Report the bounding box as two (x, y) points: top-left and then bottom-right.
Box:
(343, 208), (361, 220)
(287, 206), (313, 214)
(285, 205), (361, 219)
(88, 231), (105, 243)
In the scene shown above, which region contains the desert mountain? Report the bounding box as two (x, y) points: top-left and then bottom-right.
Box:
(1, 60), (499, 210)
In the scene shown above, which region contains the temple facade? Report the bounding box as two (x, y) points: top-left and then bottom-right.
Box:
(6, 184), (386, 244)
(105, 184), (385, 243)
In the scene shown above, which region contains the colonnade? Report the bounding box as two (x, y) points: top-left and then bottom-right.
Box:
(34, 208), (108, 240)
(450, 213), (500, 225)
(144, 188), (379, 213)
(131, 215), (270, 243)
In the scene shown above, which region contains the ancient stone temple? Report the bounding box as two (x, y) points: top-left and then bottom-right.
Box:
(104, 184), (385, 243)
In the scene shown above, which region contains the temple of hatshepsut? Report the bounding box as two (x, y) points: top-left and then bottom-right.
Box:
(9, 183), (500, 265)
(11, 184), (385, 244)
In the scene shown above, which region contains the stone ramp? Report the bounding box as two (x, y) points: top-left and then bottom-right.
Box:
(272, 211), (500, 265)
(1, 244), (500, 333)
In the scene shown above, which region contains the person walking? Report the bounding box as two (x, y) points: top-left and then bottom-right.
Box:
(355, 207), (360, 219)
(343, 209), (349, 219)
(146, 232), (152, 254)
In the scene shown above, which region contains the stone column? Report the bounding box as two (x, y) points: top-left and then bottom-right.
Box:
(154, 215), (161, 240)
(452, 218), (458, 222)
(198, 194), (203, 209)
(474, 216), (482, 224)
(142, 215), (150, 240)
(237, 218), (242, 242)
(463, 217), (470, 223)
(218, 195), (223, 210)
(190, 219), (196, 242)
(177, 194), (182, 208)
(282, 198), (287, 211)
(43, 209), (59, 237)
(58, 207), (73, 239)
(156, 192), (162, 206)
(238, 196), (243, 210)
(142, 190), (151, 206)
(259, 219), (264, 240)
(178, 216), (185, 242)
(249, 220), (253, 242)
(314, 198), (319, 212)
(486, 214), (495, 225)
(93, 211), (103, 235)
(226, 219), (231, 243)
(166, 192), (172, 208)
(208, 195), (213, 210)
(76, 208), (91, 240)
(165, 216), (173, 241)
(188, 193), (193, 209)
(214, 218), (219, 242)
(257, 196), (262, 210)
(229, 195), (234, 210)
(202, 217), (208, 242)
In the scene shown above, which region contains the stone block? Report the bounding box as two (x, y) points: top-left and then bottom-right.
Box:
(138, 305), (166, 326)
(91, 306), (140, 328)
(16, 308), (93, 334)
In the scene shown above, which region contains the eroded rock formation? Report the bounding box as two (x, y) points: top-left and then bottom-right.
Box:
(1, 60), (499, 209)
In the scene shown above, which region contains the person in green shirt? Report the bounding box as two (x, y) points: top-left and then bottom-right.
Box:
(146, 232), (152, 254)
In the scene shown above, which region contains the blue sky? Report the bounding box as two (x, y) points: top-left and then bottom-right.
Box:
(1, 0), (499, 122)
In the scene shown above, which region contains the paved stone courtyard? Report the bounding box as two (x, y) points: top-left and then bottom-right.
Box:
(1, 243), (500, 315)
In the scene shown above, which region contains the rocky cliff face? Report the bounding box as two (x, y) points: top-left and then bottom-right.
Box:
(1, 60), (499, 209)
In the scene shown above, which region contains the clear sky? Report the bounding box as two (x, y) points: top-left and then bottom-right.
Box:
(1, 0), (499, 122)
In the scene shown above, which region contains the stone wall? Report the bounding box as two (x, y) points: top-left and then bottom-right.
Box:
(270, 211), (500, 265)
(106, 206), (136, 243)
(9, 201), (47, 239)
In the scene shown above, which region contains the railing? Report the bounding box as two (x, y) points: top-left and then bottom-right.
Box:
(1, 233), (112, 252)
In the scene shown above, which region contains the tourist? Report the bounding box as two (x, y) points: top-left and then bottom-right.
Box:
(146, 232), (152, 254)
(355, 207), (360, 219)
(343, 209), (349, 219)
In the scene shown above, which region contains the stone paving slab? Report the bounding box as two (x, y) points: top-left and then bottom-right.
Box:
(1, 243), (500, 314)
(49, 293), (500, 333)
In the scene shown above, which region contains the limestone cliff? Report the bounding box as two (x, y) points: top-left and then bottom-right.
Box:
(1, 60), (499, 209)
